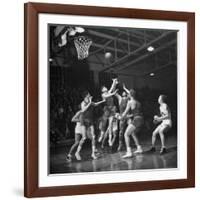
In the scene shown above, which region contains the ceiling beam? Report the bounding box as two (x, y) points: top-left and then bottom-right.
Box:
(101, 31), (175, 72)
(91, 42), (125, 53)
(111, 28), (156, 42)
(116, 39), (176, 71)
(90, 40), (113, 56)
(90, 32), (123, 56)
(142, 61), (176, 76)
(109, 28), (144, 44)
(88, 30), (140, 47)
(114, 61), (176, 77)
(129, 29), (163, 40)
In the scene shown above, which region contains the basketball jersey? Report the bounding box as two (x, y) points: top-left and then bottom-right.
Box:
(129, 100), (142, 117)
(160, 103), (172, 126)
(160, 104), (170, 117)
(105, 96), (114, 107)
(119, 98), (128, 114)
(81, 101), (94, 123)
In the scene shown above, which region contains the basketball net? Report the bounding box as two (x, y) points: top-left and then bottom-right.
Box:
(74, 36), (92, 60)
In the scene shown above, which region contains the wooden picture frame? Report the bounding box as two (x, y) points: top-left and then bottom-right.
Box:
(24, 2), (195, 198)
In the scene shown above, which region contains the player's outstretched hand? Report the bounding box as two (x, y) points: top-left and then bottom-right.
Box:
(89, 96), (93, 102)
(123, 83), (126, 89)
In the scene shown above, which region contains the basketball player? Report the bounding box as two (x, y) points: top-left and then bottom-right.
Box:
(121, 89), (143, 158)
(115, 84), (129, 151)
(81, 91), (105, 159)
(149, 95), (172, 154)
(58, 26), (85, 47)
(101, 107), (119, 148)
(98, 78), (119, 144)
(66, 98), (92, 162)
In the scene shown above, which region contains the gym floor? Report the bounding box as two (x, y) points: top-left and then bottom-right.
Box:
(50, 135), (177, 174)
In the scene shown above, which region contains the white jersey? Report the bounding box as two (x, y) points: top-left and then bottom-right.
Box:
(160, 103), (172, 127)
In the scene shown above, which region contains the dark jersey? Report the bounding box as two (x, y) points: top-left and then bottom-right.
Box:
(105, 96), (114, 107)
(129, 100), (143, 128)
(81, 101), (95, 125)
(129, 100), (142, 117)
(119, 98), (128, 114)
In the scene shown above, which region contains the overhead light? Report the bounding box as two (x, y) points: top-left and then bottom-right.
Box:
(150, 73), (155, 76)
(147, 46), (154, 52)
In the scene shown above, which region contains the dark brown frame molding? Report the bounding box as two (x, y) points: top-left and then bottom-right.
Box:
(24, 2), (195, 197)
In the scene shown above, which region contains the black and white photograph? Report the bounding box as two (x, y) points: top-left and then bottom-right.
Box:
(48, 24), (177, 174)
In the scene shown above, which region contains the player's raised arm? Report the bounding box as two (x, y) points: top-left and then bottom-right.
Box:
(81, 97), (92, 112)
(102, 89), (119, 99)
(58, 30), (68, 47)
(123, 83), (130, 95)
(71, 111), (82, 122)
(108, 78), (118, 93)
(93, 99), (106, 106)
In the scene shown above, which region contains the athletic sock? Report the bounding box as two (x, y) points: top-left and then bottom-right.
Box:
(76, 145), (82, 154)
(92, 145), (96, 154)
(127, 147), (132, 154)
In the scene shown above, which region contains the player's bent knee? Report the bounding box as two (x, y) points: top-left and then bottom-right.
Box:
(132, 131), (136, 137)
(124, 131), (129, 138)
(153, 131), (158, 137)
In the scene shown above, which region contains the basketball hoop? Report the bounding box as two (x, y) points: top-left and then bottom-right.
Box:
(74, 36), (92, 60)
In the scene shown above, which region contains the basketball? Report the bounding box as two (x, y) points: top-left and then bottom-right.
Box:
(105, 52), (112, 59)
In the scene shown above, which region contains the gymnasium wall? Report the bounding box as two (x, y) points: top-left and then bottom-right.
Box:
(117, 65), (177, 94)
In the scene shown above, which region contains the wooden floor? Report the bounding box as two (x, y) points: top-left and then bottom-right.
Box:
(50, 136), (177, 174)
